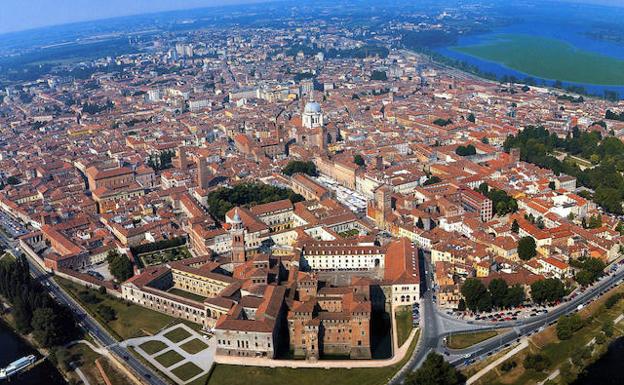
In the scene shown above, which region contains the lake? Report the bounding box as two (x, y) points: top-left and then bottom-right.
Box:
(573, 337), (624, 385)
(435, 2), (624, 97)
(0, 321), (66, 385)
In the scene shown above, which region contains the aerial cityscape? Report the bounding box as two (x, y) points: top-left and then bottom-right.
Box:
(0, 1), (624, 385)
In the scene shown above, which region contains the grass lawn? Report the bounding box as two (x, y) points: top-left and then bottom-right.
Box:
(129, 346), (174, 384)
(447, 330), (500, 349)
(164, 327), (192, 343)
(172, 362), (204, 382)
(168, 288), (207, 302)
(451, 34), (624, 85)
(140, 340), (168, 355)
(98, 358), (136, 385)
(55, 276), (202, 340)
(66, 343), (102, 384)
(180, 338), (208, 354)
(394, 306), (413, 348)
(155, 349), (185, 368)
(207, 330), (420, 385)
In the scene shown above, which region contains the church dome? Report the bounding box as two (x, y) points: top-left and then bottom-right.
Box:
(304, 101), (321, 114)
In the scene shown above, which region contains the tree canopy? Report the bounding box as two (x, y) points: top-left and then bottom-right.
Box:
(518, 236), (537, 261)
(353, 154), (365, 167)
(0, 256), (78, 347)
(282, 160), (318, 177)
(460, 278), (491, 312)
(406, 352), (466, 385)
(476, 183), (518, 216)
(530, 278), (566, 304)
(206, 182), (304, 221)
(455, 144), (476, 156)
(107, 250), (134, 282)
(556, 314), (584, 340)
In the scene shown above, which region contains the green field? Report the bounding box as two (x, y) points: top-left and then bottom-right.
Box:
(164, 327), (192, 343)
(451, 34), (624, 85)
(139, 340), (168, 355)
(180, 338), (208, 354)
(394, 306), (414, 348)
(172, 362), (204, 382)
(155, 349), (184, 368)
(447, 330), (500, 350)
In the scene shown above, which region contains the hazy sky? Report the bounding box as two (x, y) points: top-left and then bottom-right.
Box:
(0, 0), (269, 35)
(0, 0), (622, 36)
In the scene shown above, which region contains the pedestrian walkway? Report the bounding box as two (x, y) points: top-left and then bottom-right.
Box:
(466, 339), (529, 385)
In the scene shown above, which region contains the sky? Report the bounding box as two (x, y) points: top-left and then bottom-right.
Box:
(0, 0), (270, 35)
(0, 0), (623, 36)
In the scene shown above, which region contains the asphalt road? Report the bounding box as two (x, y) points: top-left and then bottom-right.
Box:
(0, 233), (169, 385)
(389, 249), (624, 384)
(447, 265), (624, 366)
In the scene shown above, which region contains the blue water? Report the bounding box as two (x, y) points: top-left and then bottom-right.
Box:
(435, 14), (624, 98)
(0, 321), (66, 385)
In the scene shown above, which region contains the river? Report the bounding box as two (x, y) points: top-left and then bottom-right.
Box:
(0, 321), (66, 385)
(572, 337), (624, 385)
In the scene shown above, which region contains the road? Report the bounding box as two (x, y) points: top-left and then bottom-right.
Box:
(389, 247), (624, 384)
(0, 233), (168, 385)
(445, 265), (624, 366)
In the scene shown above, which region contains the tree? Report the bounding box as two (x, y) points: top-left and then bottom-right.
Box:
(467, 113), (476, 123)
(489, 278), (509, 309)
(6, 176), (19, 185)
(107, 251), (134, 282)
(97, 305), (116, 322)
(518, 236), (537, 261)
(206, 182), (305, 221)
(371, 70), (387, 81)
(31, 307), (62, 347)
(574, 257), (605, 286)
(433, 118), (453, 127)
(457, 298), (466, 312)
(353, 155), (365, 167)
(282, 161), (318, 177)
(575, 270), (594, 287)
(530, 278), (566, 304)
(504, 285), (525, 308)
(523, 353), (551, 372)
(556, 314), (583, 340)
(423, 176), (442, 186)
(405, 352), (466, 385)
(602, 320), (614, 337)
(511, 219), (519, 233)
(455, 144), (476, 156)
(476, 293), (493, 312)
(461, 278), (488, 312)
(548, 181), (556, 190)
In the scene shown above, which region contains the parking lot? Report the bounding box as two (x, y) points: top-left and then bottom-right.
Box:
(0, 211), (28, 238)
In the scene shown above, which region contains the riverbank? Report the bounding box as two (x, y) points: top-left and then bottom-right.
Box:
(572, 336), (624, 385)
(0, 317), (66, 385)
